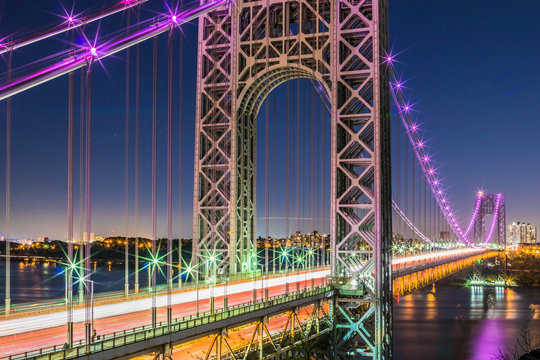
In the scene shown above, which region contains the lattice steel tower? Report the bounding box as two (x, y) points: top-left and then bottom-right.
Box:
(192, 0), (392, 357)
(473, 192), (506, 246)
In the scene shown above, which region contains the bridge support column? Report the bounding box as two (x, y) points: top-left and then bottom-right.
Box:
(203, 328), (236, 360)
(67, 321), (73, 348)
(242, 317), (276, 360)
(153, 343), (173, 360)
(193, 0), (392, 355)
(329, 0), (392, 357)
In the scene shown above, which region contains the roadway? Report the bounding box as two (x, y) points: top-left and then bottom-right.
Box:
(0, 269), (328, 358)
(0, 248), (487, 358)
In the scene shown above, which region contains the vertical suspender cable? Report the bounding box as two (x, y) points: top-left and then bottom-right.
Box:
(424, 175), (427, 240)
(315, 100), (319, 234)
(321, 85), (326, 265)
(412, 141), (415, 242)
(178, 0), (184, 289)
(67, 62), (74, 347)
(285, 77), (290, 275)
(396, 106), (401, 238)
(310, 88), (315, 269)
(4, 51), (12, 316)
(124, 13), (131, 297)
(404, 128), (409, 240)
(420, 157), (423, 241)
(151, 35), (158, 329)
(291, 80), (296, 267)
(429, 187), (436, 240)
(134, 7), (141, 294)
(272, 91), (277, 274)
(84, 63), (93, 350)
(302, 86), (306, 240)
(167, 28), (174, 324)
(296, 81), (300, 239)
(79, 67), (85, 303)
(264, 0), (270, 278)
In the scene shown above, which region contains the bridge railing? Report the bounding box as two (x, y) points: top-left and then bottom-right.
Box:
(4, 285), (332, 360)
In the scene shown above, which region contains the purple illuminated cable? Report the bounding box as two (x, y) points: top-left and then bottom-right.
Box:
(309, 56), (456, 249)
(0, 0), (150, 55)
(390, 79), (479, 247)
(387, 63), (491, 248)
(0, 0), (228, 100)
(392, 200), (453, 249)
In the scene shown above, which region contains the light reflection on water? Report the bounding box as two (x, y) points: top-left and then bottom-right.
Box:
(395, 279), (540, 360)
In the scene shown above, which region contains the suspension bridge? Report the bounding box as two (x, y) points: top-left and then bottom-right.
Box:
(0, 0), (507, 359)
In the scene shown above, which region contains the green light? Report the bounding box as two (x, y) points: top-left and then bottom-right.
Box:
(477, 259), (481, 264)
(153, 258), (159, 265)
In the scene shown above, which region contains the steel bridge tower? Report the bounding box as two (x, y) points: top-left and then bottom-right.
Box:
(192, 0), (392, 357)
(473, 192), (506, 246)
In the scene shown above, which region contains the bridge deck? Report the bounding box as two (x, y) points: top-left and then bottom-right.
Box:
(0, 249), (498, 360)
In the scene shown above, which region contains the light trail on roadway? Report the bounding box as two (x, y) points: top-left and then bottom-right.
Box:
(0, 274), (326, 358)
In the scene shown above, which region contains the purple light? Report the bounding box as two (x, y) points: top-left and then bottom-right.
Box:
(90, 47), (97, 56)
(388, 64), (492, 249)
(172, 15), (178, 23)
(68, 16), (74, 22)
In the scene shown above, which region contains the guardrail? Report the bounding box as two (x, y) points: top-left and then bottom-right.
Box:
(4, 286), (332, 360)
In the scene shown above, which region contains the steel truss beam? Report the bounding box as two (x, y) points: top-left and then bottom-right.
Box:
(191, 300), (331, 360)
(204, 328), (239, 360)
(194, 0), (391, 357)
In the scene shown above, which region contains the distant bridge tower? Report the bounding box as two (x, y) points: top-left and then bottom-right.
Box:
(473, 192), (506, 246)
(192, 0), (392, 358)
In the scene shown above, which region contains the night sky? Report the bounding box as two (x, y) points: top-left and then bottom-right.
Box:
(0, 0), (538, 241)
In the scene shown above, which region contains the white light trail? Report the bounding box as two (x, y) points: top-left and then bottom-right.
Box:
(0, 269), (330, 337)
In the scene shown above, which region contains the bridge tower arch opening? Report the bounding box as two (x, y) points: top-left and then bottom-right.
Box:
(473, 192), (506, 246)
(192, 0), (392, 357)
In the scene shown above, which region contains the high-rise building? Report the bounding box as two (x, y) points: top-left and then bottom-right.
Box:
(507, 221), (537, 244)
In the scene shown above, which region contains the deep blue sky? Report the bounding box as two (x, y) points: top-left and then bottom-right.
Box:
(0, 0), (538, 240)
